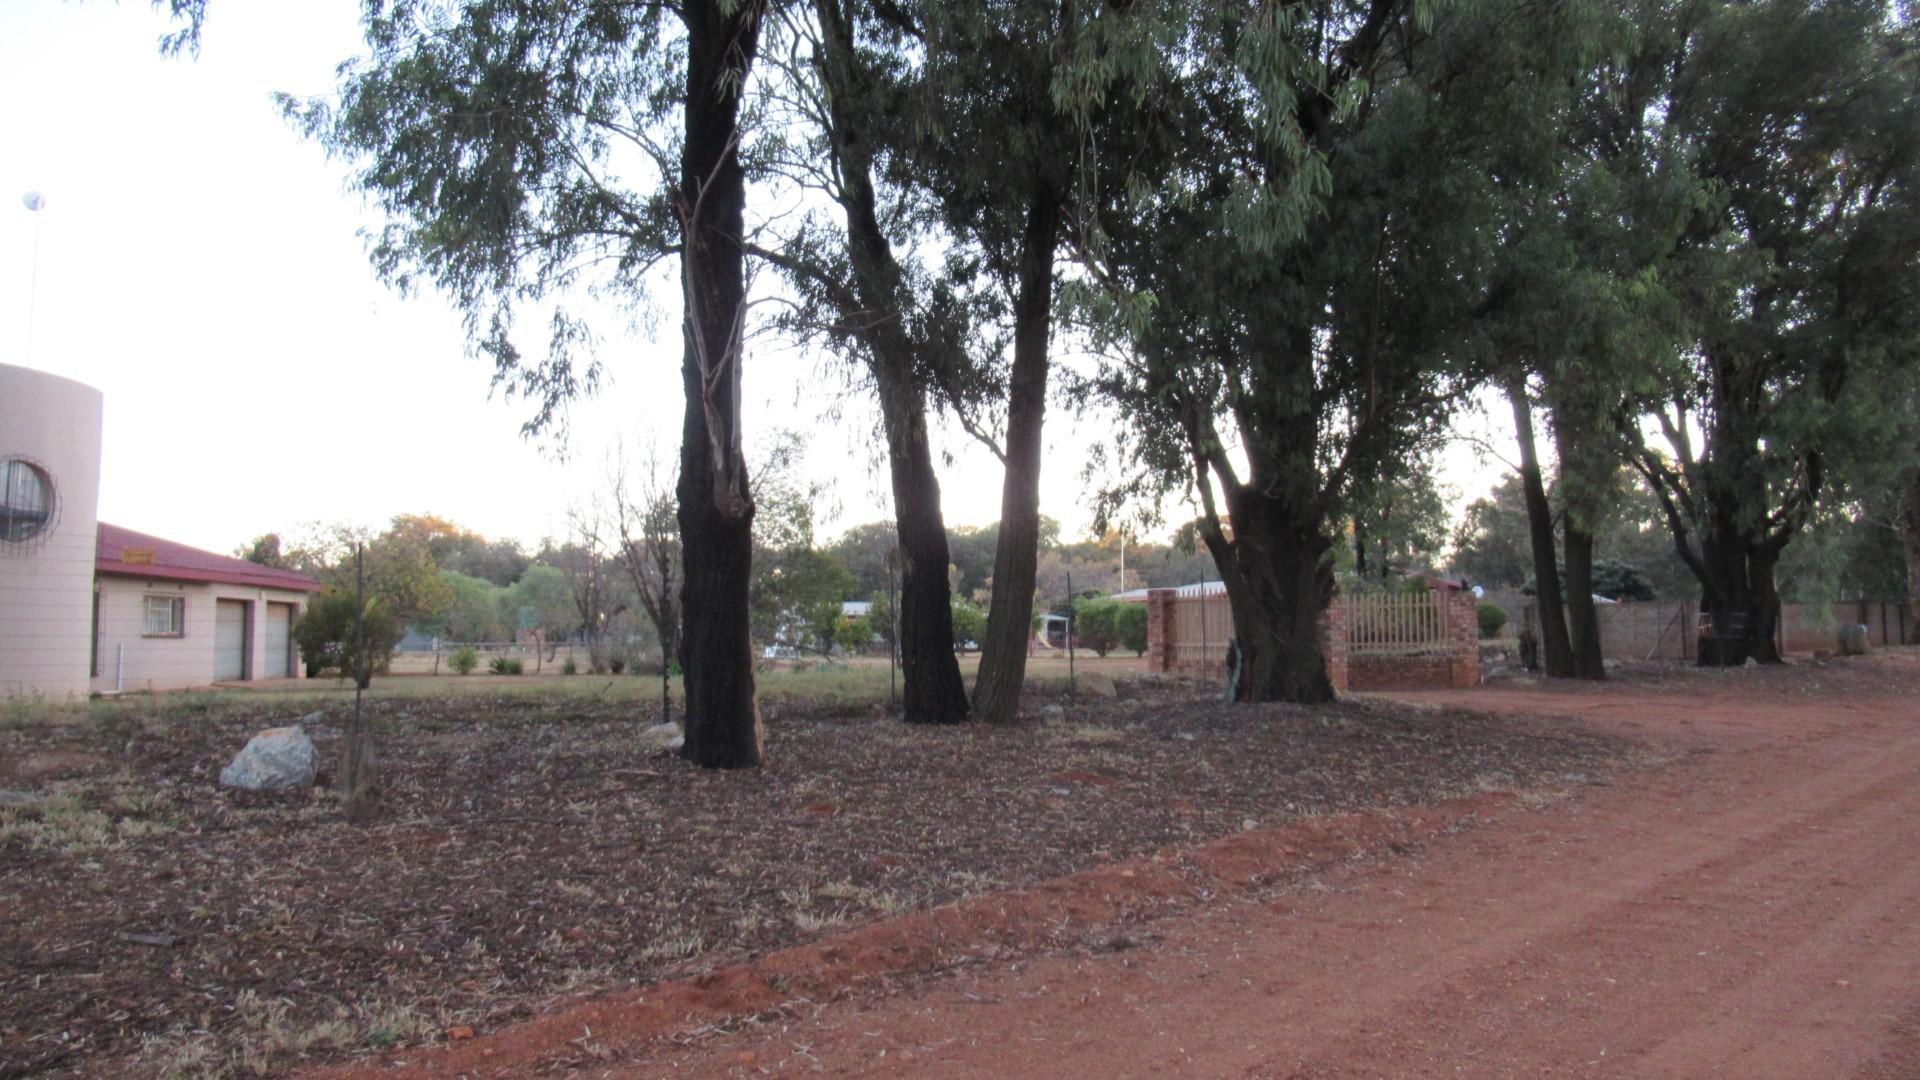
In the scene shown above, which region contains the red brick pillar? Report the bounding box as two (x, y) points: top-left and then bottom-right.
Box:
(1318, 593), (1349, 694)
(1449, 589), (1481, 687)
(1146, 589), (1176, 674)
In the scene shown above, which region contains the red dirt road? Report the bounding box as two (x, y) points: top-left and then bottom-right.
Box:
(597, 655), (1920, 1079)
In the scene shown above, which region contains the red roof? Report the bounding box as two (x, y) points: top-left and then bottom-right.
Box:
(95, 523), (321, 593)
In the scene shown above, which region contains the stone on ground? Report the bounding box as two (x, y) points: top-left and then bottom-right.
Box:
(1041, 703), (1067, 726)
(641, 722), (684, 752)
(219, 725), (317, 791)
(1079, 672), (1118, 698)
(1838, 624), (1872, 657)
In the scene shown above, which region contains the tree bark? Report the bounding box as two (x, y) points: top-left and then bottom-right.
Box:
(1204, 486), (1337, 704)
(972, 189), (1060, 726)
(676, 2), (763, 769)
(1508, 381), (1574, 677)
(1902, 467), (1920, 636)
(815, 0), (969, 724)
(1561, 525), (1607, 679)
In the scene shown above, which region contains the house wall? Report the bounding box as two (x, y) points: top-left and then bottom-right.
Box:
(91, 576), (308, 693)
(0, 364), (103, 700)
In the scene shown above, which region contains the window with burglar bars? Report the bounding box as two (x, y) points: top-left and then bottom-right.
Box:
(144, 595), (185, 637)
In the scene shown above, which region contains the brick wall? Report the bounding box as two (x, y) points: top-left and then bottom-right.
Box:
(1144, 584), (1478, 694)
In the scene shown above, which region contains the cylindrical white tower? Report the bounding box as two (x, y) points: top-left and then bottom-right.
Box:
(0, 363), (103, 699)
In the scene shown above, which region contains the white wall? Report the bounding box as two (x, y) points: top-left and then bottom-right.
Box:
(0, 364), (102, 700)
(91, 576), (309, 693)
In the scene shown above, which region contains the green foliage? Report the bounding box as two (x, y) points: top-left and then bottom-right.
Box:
(1073, 599), (1126, 658)
(1450, 476), (1533, 589)
(435, 570), (508, 642)
(833, 616), (872, 656)
(1114, 602), (1149, 656)
(1476, 603), (1509, 640)
(293, 588), (401, 687)
(507, 564), (578, 637)
(448, 646), (479, 676)
(489, 657), (524, 676)
(949, 599), (986, 651)
(561, 658), (578, 676)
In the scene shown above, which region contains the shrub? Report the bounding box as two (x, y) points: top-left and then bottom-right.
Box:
(561, 658), (577, 675)
(1074, 599), (1122, 657)
(609, 656), (626, 675)
(489, 656), (524, 675)
(1476, 602), (1509, 639)
(448, 646), (479, 675)
(1115, 602), (1149, 656)
(293, 588), (402, 686)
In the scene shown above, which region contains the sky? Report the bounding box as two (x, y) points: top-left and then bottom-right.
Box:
(0, 1), (1511, 559)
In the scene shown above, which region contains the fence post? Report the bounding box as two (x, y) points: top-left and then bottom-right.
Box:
(1318, 593), (1348, 694)
(1145, 589), (1176, 674)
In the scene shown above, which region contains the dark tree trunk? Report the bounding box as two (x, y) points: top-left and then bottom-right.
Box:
(676, 2), (763, 769)
(1902, 467), (1920, 636)
(815, 0), (969, 724)
(972, 190), (1060, 726)
(879, 368), (970, 723)
(1561, 525), (1607, 679)
(1509, 382), (1574, 677)
(1203, 485), (1336, 704)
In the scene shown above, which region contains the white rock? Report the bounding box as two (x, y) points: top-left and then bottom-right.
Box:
(1041, 704), (1067, 726)
(219, 725), (317, 791)
(641, 721), (683, 751)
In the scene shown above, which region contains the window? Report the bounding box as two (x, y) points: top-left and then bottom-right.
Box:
(144, 595), (185, 637)
(0, 460), (52, 542)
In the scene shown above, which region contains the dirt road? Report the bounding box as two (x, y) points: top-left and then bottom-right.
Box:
(599, 655), (1920, 1078)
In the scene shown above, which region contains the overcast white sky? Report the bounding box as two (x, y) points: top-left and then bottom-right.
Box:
(1, 1), (1510, 559)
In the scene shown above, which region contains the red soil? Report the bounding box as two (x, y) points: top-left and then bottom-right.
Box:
(336, 653), (1920, 1078)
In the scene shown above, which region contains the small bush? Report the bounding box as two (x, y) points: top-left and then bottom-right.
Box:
(561, 659), (577, 675)
(489, 656), (524, 676)
(1115, 602), (1149, 656)
(609, 656), (627, 675)
(1477, 602), (1509, 639)
(448, 646), (479, 675)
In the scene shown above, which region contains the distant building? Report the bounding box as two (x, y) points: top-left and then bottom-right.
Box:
(1, 363), (318, 698)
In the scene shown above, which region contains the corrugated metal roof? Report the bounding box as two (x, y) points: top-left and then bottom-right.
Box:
(95, 523), (321, 593)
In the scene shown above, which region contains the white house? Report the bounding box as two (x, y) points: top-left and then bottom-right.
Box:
(91, 523), (318, 693)
(1, 362), (317, 698)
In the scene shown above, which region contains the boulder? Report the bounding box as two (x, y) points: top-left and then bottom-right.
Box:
(1041, 703), (1067, 726)
(1838, 623), (1872, 657)
(1078, 672), (1118, 698)
(219, 725), (316, 791)
(641, 722), (684, 752)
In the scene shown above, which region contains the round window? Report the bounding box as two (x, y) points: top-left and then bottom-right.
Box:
(0, 460), (54, 542)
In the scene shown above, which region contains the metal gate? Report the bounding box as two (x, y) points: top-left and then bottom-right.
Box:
(215, 600), (248, 680)
(263, 602), (294, 678)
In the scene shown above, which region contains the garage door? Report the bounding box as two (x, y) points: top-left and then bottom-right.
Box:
(264, 602), (294, 678)
(215, 600), (248, 681)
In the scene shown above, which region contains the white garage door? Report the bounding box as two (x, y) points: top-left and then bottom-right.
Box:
(264, 602), (294, 678)
(215, 600), (248, 681)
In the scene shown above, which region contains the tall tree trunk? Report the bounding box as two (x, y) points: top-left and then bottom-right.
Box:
(1204, 486), (1336, 704)
(972, 190), (1060, 726)
(1902, 467), (1920, 637)
(878, 367), (970, 723)
(1508, 381), (1574, 676)
(1561, 526), (1607, 679)
(1548, 398), (1606, 681)
(815, 0), (969, 724)
(676, 2), (763, 769)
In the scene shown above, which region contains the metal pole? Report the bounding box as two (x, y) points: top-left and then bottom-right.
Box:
(1066, 569), (1076, 697)
(888, 546), (898, 711)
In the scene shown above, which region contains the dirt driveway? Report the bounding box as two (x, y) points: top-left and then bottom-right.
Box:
(569, 653), (1920, 1079)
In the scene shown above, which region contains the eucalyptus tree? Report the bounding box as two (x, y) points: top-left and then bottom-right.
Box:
(745, 0), (972, 724)
(1635, 0), (1920, 664)
(1066, 0), (1559, 702)
(1487, 3), (1697, 680)
(287, 0), (774, 766)
(903, 1), (1086, 726)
